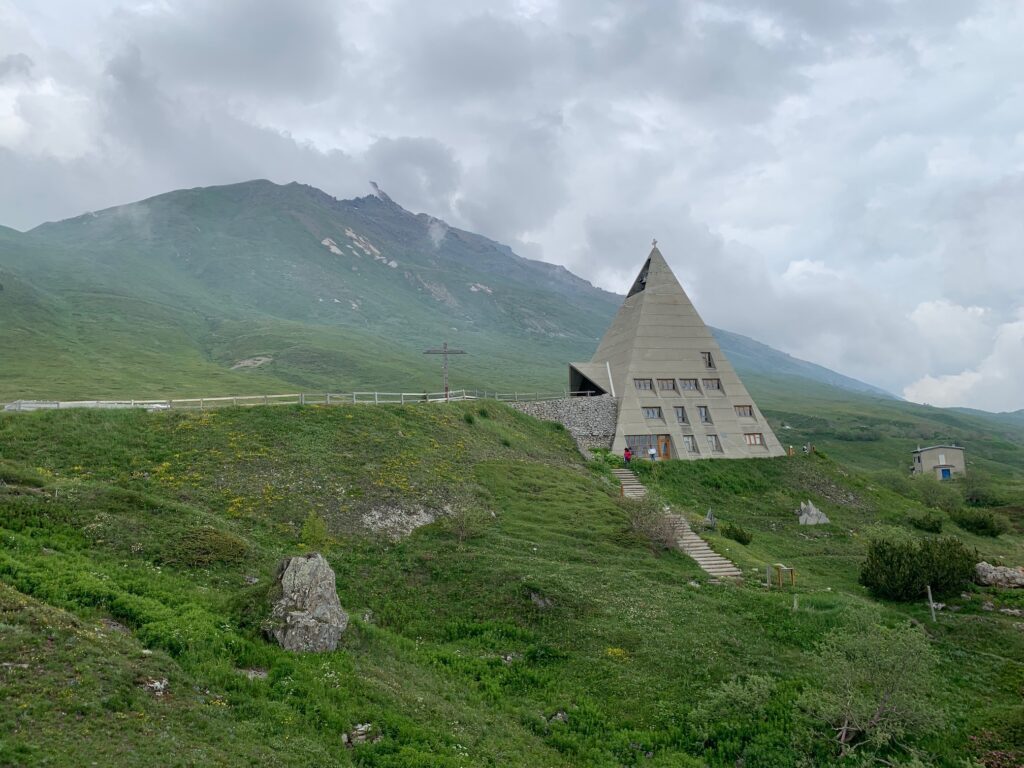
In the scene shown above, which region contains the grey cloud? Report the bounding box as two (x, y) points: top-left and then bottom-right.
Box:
(364, 137), (461, 217)
(457, 117), (569, 246)
(113, 0), (345, 98)
(930, 175), (1024, 309)
(0, 52), (33, 81)
(401, 14), (539, 100)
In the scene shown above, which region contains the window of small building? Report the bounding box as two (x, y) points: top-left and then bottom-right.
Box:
(634, 378), (654, 391)
(701, 352), (716, 368)
(698, 405), (712, 424)
(642, 406), (663, 419)
(744, 433), (764, 446)
(683, 434), (699, 453)
(706, 434), (723, 452)
(657, 378), (677, 392)
(675, 406), (688, 424)
(702, 378), (723, 392)
(679, 378), (700, 392)
(735, 405), (754, 418)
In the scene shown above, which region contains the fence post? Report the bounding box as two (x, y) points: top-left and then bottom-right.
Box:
(374, 392), (379, 405)
(264, 395), (269, 406)
(200, 398), (205, 410)
(300, 393), (305, 406)
(352, 392), (356, 403)
(926, 585), (936, 623)
(326, 393), (331, 406)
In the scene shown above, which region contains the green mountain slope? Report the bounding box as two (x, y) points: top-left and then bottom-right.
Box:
(0, 404), (1020, 766)
(1, 179), (891, 401)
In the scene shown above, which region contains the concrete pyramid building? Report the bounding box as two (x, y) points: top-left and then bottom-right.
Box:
(570, 243), (785, 460)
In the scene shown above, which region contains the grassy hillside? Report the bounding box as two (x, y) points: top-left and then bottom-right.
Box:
(1, 402), (1021, 766)
(747, 374), (1024, 488)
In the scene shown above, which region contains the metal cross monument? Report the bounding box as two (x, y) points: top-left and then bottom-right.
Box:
(423, 341), (466, 400)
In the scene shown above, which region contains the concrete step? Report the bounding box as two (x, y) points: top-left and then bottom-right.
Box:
(663, 512), (743, 579)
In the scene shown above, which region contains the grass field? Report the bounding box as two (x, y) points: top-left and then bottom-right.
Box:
(1, 402), (1022, 766)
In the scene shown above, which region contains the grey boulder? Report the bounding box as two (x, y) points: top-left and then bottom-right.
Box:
(267, 553), (349, 652)
(798, 500), (830, 526)
(975, 561), (1024, 589)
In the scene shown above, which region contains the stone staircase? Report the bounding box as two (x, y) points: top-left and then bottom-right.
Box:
(666, 514), (743, 581)
(611, 468), (647, 498)
(611, 468), (743, 581)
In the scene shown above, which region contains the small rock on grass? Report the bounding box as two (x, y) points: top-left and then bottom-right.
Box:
(342, 723), (380, 747)
(141, 678), (169, 696)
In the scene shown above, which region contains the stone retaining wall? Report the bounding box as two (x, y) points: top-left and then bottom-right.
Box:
(508, 396), (617, 455)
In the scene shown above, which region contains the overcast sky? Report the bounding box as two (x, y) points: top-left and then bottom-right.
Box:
(2, 1), (1023, 412)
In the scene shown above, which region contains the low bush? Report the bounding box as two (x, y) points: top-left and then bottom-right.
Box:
(859, 533), (975, 600)
(588, 448), (624, 469)
(477, 407), (490, 418)
(721, 522), (753, 545)
(620, 498), (676, 552)
(161, 526), (249, 567)
(800, 623), (941, 758)
(909, 513), (943, 533)
(951, 508), (1009, 537)
(463, 413), (475, 425)
(444, 506), (489, 544)
(300, 511), (329, 548)
(914, 475), (963, 513)
(962, 472), (1003, 507)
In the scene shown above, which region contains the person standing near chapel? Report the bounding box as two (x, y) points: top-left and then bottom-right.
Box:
(623, 447), (632, 465)
(648, 445), (657, 461)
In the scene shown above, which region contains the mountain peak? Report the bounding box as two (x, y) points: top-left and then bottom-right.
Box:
(369, 181), (395, 204)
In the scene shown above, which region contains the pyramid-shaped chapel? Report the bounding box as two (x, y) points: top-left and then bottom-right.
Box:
(569, 243), (785, 460)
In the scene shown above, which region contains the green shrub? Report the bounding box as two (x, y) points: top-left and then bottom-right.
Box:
(443, 506), (488, 544)
(500, 437), (512, 448)
(161, 526), (248, 567)
(962, 472), (1002, 507)
(619, 497), (676, 552)
(859, 534), (975, 600)
(477, 407), (490, 419)
(800, 623), (941, 757)
(588, 448), (624, 469)
(951, 508), (1009, 537)
(914, 475), (962, 513)
(909, 513), (943, 533)
(300, 511), (329, 548)
(721, 522), (753, 545)
(463, 413), (475, 425)
(875, 470), (913, 497)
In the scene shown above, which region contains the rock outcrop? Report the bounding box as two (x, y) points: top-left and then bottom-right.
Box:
(267, 553), (348, 652)
(975, 561), (1024, 589)
(797, 500), (830, 525)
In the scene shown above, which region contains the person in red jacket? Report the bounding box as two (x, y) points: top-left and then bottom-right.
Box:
(623, 447), (632, 465)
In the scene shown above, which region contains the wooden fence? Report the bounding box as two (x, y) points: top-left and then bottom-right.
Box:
(2, 390), (599, 413)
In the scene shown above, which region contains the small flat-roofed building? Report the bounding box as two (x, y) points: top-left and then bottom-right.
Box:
(912, 445), (966, 479)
